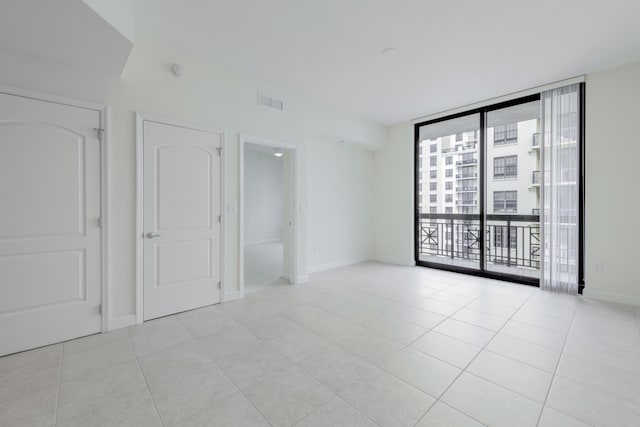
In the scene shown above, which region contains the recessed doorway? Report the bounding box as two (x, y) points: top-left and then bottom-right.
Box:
(240, 137), (297, 294)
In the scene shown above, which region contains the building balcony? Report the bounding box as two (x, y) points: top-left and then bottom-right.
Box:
(456, 200), (477, 205)
(456, 158), (478, 166)
(532, 171), (540, 185)
(442, 142), (477, 154)
(532, 133), (541, 147)
(456, 186), (478, 192)
(456, 173), (478, 179)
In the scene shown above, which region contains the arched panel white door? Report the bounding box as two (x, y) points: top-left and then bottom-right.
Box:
(0, 92), (101, 356)
(142, 119), (222, 320)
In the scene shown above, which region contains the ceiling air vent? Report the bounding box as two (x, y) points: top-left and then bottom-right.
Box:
(258, 92), (284, 111)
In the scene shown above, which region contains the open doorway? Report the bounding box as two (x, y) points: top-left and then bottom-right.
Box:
(240, 137), (296, 294)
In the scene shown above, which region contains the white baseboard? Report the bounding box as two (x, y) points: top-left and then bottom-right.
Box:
(373, 256), (416, 267)
(582, 289), (640, 307)
(223, 290), (242, 302)
(107, 314), (136, 331)
(245, 238), (283, 245)
(308, 257), (372, 274)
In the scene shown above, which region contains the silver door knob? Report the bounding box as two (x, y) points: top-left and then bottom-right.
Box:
(145, 232), (161, 239)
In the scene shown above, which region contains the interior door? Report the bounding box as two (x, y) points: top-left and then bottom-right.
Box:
(142, 119), (222, 320)
(0, 92), (101, 356)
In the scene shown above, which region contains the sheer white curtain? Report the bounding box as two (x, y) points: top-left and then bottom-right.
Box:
(541, 84), (580, 294)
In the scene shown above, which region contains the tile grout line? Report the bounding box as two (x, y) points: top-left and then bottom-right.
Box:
(410, 289), (537, 427)
(534, 295), (582, 427)
(298, 275), (549, 426)
(123, 326), (166, 427)
(244, 305), (379, 426)
(52, 344), (64, 426)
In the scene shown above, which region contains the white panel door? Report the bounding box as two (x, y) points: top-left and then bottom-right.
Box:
(0, 92), (101, 356)
(142, 120), (222, 320)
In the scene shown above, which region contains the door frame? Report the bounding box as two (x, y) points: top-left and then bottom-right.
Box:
(239, 135), (298, 296)
(0, 84), (110, 332)
(135, 113), (225, 324)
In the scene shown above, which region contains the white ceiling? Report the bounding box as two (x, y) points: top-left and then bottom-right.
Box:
(132, 0), (640, 125)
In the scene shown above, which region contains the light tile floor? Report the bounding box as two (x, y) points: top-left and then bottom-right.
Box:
(2, 262), (640, 426)
(245, 242), (286, 292)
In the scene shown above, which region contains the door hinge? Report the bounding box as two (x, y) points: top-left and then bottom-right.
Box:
(98, 304), (102, 315)
(98, 217), (103, 228)
(216, 147), (223, 156)
(217, 281), (222, 289)
(218, 214), (222, 223)
(94, 128), (105, 142)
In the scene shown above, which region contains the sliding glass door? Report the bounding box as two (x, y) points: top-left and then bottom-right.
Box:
(485, 100), (541, 280)
(415, 113), (482, 271)
(415, 95), (544, 285)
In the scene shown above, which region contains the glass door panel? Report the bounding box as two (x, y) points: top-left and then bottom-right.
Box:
(416, 113), (481, 270)
(484, 101), (541, 279)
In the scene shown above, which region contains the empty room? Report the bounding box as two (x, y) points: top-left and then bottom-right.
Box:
(1, 1), (640, 426)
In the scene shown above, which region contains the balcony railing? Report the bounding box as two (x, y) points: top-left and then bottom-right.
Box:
(456, 186), (478, 192)
(456, 159), (478, 165)
(456, 173), (478, 179)
(442, 143), (477, 154)
(532, 171), (540, 184)
(456, 200), (477, 205)
(532, 133), (541, 147)
(418, 213), (541, 270)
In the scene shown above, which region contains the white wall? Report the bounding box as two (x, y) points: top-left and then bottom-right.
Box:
(244, 147), (284, 244)
(0, 42), (384, 328)
(373, 59), (640, 305)
(584, 60), (640, 304)
(307, 140), (374, 272)
(373, 123), (414, 266)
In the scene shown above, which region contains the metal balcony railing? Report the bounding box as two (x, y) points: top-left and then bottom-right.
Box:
(418, 213), (541, 269)
(442, 143), (478, 154)
(456, 173), (478, 179)
(456, 159), (478, 165)
(456, 186), (478, 192)
(456, 200), (477, 205)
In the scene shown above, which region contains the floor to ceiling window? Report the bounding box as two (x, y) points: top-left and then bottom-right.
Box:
(414, 91), (584, 287)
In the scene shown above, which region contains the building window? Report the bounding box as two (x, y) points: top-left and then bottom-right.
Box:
(430, 194), (437, 203)
(430, 207), (437, 213)
(446, 156), (453, 165)
(430, 170), (437, 179)
(494, 226), (518, 248)
(494, 123), (518, 145)
(445, 207), (453, 213)
(455, 133), (463, 142)
(430, 156), (437, 167)
(430, 144), (437, 153)
(460, 192), (474, 202)
(494, 191), (517, 213)
(430, 182), (437, 191)
(445, 194), (453, 203)
(445, 181), (453, 190)
(494, 155), (517, 179)
(445, 169), (453, 177)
